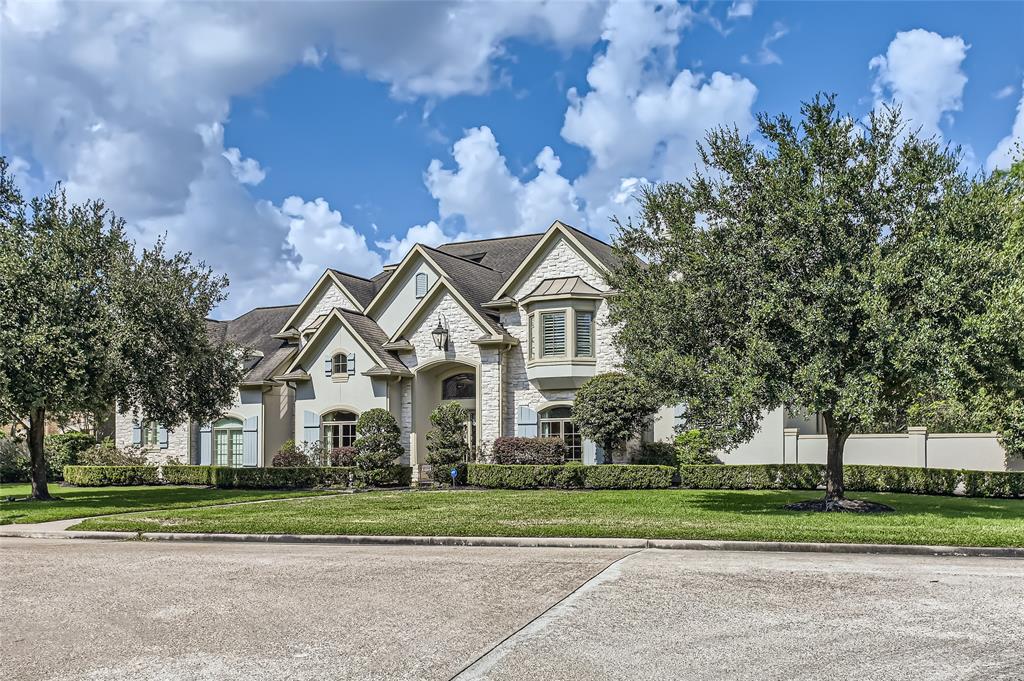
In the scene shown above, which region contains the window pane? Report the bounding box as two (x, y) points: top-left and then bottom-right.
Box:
(332, 354), (347, 374)
(545, 406), (572, 419)
(231, 430), (244, 467)
(215, 430), (228, 465)
(541, 312), (566, 357)
(575, 311), (593, 357)
(442, 373), (475, 399)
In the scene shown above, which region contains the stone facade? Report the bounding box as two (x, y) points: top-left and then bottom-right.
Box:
(297, 282), (358, 333)
(113, 408), (191, 465)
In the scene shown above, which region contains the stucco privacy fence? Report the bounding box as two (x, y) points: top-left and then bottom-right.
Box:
(60, 462), (1024, 498)
(724, 427), (1022, 473)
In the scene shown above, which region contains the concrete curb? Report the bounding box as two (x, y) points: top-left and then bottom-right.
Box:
(1, 528), (1021, 557)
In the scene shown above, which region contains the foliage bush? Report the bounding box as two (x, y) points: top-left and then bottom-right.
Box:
(161, 465), (214, 486)
(572, 373), (658, 458)
(0, 438), (29, 483)
(78, 439), (149, 466)
(63, 465), (159, 486)
(329, 446), (358, 467)
(355, 463), (413, 488)
(631, 441), (677, 467)
(271, 440), (311, 467)
(354, 408), (404, 471)
(466, 463), (674, 489)
(43, 432), (97, 480)
(426, 402), (469, 481)
(676, 464), (1023, 498)
(213, 466), (354, 489)
(674, 430), (722, 465)
(490, 436), (566, 465)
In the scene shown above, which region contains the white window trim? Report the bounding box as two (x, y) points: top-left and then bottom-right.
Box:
(330, 350), (350, 383)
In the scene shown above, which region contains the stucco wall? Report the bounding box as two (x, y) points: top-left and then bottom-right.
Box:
(375, 259), (440, 337)
(292, 317), (390, 444)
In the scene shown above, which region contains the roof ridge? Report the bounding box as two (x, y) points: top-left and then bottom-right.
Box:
(565, 224), (613, 248)
(329, 269), (376, 283)
(434, 232), (544, 246)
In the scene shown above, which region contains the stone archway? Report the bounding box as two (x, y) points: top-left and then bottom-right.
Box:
(410, 358), (480, 480)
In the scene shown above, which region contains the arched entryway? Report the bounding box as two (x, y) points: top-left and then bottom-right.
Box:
(410, 359), (480, 479)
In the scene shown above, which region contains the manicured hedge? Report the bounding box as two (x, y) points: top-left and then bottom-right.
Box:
(466, 464), (675, 490)
(161, 465), (215, 486)
(356, 463), (413, 488)
(677, 464), (1023, 498)
(212, 466), (355, 489)
(63, 465), (159, 486)
(490, 437), (565, 465)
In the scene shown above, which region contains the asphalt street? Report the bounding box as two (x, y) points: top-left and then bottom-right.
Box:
(1, 538), (1021, 680)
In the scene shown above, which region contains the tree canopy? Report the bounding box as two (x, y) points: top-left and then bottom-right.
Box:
(572, 372), (658, 462)
(0, 157), (244, 499)
(608, 95), (1024, 506)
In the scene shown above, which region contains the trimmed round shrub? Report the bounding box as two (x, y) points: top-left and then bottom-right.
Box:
(490, 436), (565, 464)
(354, 408), (404, 471)
(78, 439), (149, 466)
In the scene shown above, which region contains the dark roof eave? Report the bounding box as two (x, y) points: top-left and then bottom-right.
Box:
(481, 297), (517, 310)
(471, 334), (520, 346)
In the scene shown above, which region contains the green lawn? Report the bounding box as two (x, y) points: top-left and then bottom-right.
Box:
(0, 484), (333, 525)
(71, 488), (1024, 547)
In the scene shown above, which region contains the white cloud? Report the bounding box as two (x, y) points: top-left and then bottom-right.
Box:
(0, 0), (605, 316)
(995, 84), (1015, 100)
(986, 82), (1024, 172)
(741, 22), (788, 66)
(222, 147), (267, 186)
(376, 221), (450, 263)
(727, 0), (756, 19)
(869, 29), (969, 141)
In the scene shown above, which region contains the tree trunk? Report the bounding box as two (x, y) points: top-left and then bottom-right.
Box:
(822, 412), (849, 506)
(28, 405), (51, 500)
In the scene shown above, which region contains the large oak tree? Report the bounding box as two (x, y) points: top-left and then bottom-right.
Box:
(609, 95), (1024, 509)
(0, 158), (245, 500)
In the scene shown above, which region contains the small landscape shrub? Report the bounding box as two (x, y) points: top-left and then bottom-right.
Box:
(44, 432), (97, 480)
(674, 430), (722, 465)
(355, 463), (413, 488)
(271, 440), (311, 467)
(426, 402), (469, 483)
(354, 408), (404, 471)
(631, 441), (677, 467)
(63, 465), (159, 486)
(78, 440), (149, 466)
(490, 437), (566, 464)
(0, 438), (29, 483)
(329, 446), (358, 467)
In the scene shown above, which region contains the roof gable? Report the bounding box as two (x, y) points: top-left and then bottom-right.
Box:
(492, 221), (614, 301)
(388, 277), (501, 343)
(287, 308), (408, 375)
(277, 270), (365, 335)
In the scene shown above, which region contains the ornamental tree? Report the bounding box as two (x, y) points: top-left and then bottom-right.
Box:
(353, 408), (404, 470)
(572, 372), (658, 463)
(0, 158), (244, 500)
(426, 402), (469, 475)
(609, 95), (1024, 509)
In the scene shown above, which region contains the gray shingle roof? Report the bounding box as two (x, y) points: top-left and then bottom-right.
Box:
(335, 308), (409, 374)
(563, 224), (620, 273)
(434, 233), (544, 274)
(420, 246), (508, 335)
(329, 269), (387, 308)
(207, 304), (298, 383)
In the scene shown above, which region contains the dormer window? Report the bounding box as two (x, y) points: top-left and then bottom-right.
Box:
(325, 351), (355, 381)
(332, 353), (348, 375)
(520, 277), (602, 367)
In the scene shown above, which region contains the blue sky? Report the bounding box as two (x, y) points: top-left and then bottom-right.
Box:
(2, 1), (1022, 316)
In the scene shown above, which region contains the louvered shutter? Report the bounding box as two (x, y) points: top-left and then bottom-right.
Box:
(303, 410), (321, 444)
(243, 416), (259, 467)
(199, 423), (212, 465)
(347, 353), (356, 375)
(324, 357), (333, 377)
(541, 312), (566, 357)
(516, 405), (538, 437)
(131, 421), (142, 446)
(575, 311), (593, 357)
(157, 426), (169, 449)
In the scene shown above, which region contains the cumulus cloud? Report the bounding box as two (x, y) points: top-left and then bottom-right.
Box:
(727, 0), (756, 19)
(376, 221), (450, 263)
(0, 0), (605, 316)
(986, 82), (1024, 172)
(869, 29), (969, 141)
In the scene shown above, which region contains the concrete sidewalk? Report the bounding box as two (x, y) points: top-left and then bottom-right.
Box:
(2, 538), (1021, 681)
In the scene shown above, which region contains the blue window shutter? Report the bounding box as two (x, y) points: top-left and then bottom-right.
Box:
(347, 353), (356, 375)
(243, 416), (259, 467)
(324, 357), (333, 377)
(157, 426), (169, 449)
(415, 272), (428, 298)
(583, 439), (596, 465)
(303, 410), (321, 444)
(131, 421), (142, 446)
(199, 423), (212, 465)
(596, 443), (606, 464)
(516, 405), (538, 438)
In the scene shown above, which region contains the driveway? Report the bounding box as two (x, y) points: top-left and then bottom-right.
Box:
(1, 538), (1021, 681)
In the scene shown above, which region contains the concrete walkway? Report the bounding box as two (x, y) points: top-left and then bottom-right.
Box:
(2, 538), (1021, 681)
